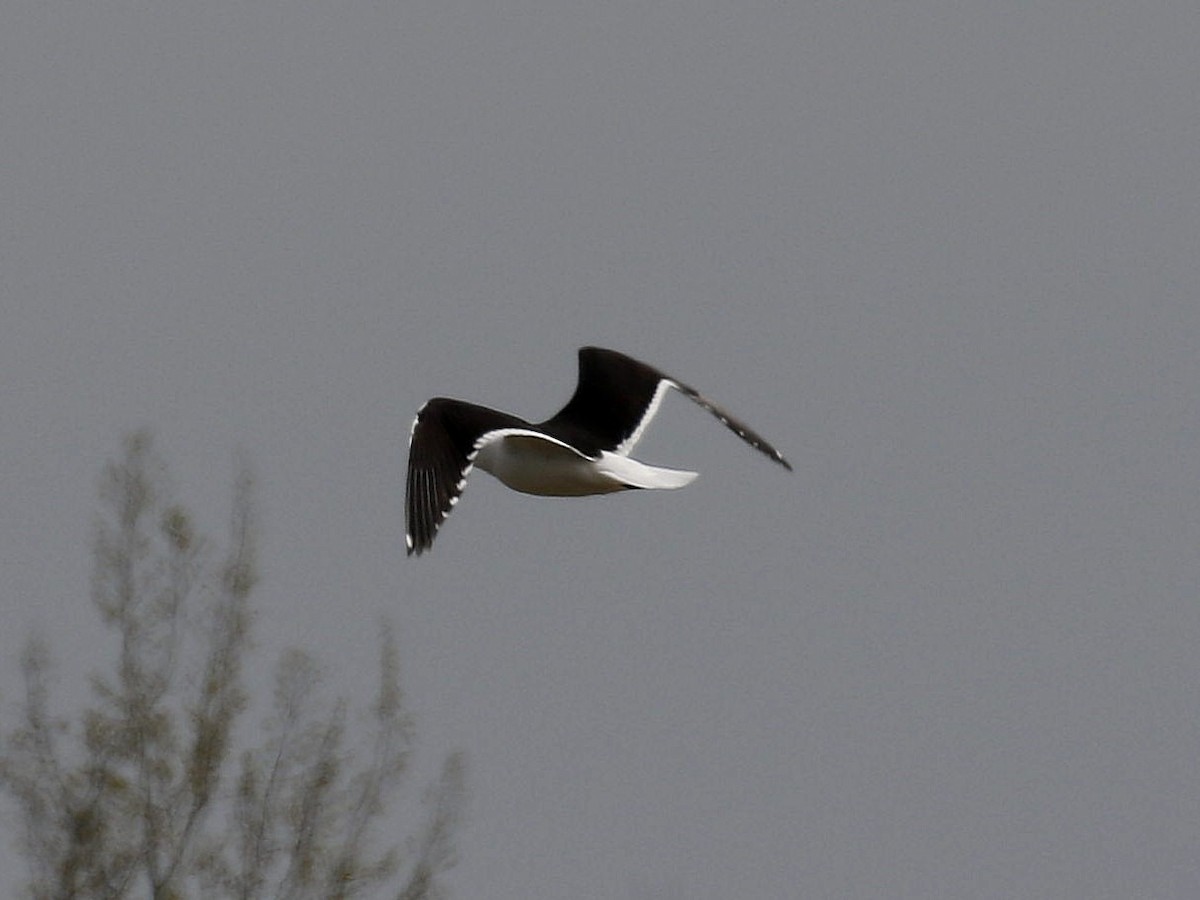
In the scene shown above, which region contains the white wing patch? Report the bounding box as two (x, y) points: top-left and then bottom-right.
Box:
(614, 378), (675, 457)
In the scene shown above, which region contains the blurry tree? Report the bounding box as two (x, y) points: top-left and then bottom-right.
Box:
(0, 433), (464, 899)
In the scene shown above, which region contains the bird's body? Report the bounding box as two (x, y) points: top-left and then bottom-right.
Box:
(474, 429), (696, 496)
(405, 347), (790, 554)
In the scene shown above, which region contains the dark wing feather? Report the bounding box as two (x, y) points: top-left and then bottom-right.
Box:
(405, 398), (527, 555)
(539, 347), (669, 455)
(669, 379), (793, 471)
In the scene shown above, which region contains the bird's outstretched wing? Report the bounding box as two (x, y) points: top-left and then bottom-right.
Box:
(542, 347), (792, 470)
(539, 347), (671, 456)
(405, 398), (526, 555)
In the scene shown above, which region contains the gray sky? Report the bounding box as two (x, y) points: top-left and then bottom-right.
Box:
(4, 2), (1200, 897)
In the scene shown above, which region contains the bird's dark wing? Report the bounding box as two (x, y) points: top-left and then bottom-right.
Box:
(542, 347), (792, 470)
(539, 347), (673, 456)
(405, 398), (527, 555)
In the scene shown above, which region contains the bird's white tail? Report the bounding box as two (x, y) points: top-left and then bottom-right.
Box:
(595, 452), (699, 490)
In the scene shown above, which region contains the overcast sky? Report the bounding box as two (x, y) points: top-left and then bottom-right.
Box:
(4, 2), (1200, 898)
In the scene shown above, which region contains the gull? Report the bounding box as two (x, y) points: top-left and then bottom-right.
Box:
(405, 347), (791, 555)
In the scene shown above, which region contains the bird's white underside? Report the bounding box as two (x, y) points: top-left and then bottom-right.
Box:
(473, 428), (697, 497)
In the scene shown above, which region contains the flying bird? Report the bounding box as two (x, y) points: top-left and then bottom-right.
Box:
(405, 347), (791, 555)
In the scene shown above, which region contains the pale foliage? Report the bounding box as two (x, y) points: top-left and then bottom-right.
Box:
(0, 433), (464, 900)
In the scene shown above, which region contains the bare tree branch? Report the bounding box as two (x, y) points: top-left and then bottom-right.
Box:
(1, 434), (465, 900)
